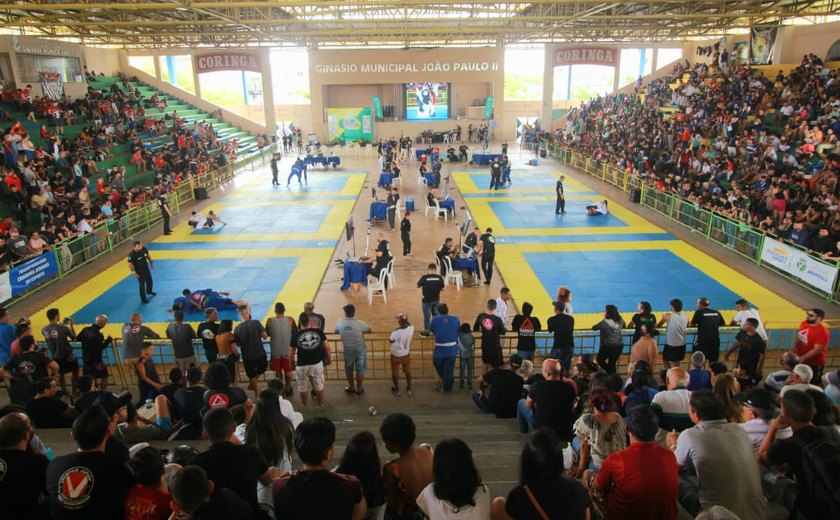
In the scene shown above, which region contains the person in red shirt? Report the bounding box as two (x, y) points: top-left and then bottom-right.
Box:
(794, 308), (829, 382)
(594, 405), (679, 520)
(124, 446), (172, 520)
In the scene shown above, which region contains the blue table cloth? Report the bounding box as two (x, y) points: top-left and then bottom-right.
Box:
(415, 150), (425, 160)
(327, 156), (341, 167)
(439, 199), (455, 213)
(341, 261), (371, 290)
(304, 155), (328, 167)
(472, 153), (503, 165)
(378, 172), (394, 186)
(453, 257), (479, 273)
(423, 173), (436, 186)
(369, 202), (388, 220)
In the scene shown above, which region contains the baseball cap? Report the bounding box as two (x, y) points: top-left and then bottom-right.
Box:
(625, 405), (660, 442)
(95, 390), (132, 416)
(793, 364), (814, 383)
(825, 369), (840, 387)
(509, 353), (523, 369)
(735, 388), (774, 411)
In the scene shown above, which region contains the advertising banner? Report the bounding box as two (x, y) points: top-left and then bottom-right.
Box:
(553, 46), (619, 67)
(194, 52), (262, 74)
(483, 96), (494, 119)
(750, 26), (778, 65)
(0, 252), (59, 304)
(760, 237), (838, 293)
(327, 107), (374, 143)
(372, 96), (384, 119)
(39, 71), (63, 101)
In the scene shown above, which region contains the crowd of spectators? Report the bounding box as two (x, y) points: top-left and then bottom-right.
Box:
(554, 53), (840, 260)
(0, 73), (244, 273)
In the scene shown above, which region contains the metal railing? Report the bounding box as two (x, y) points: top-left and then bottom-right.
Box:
(41, 327), (840, 390)
(546, 143), (840, 304)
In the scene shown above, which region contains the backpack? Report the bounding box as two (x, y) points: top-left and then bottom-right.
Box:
(797, 429), (840, 516)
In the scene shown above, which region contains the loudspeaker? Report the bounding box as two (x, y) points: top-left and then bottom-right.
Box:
(194, 188), (208, 200)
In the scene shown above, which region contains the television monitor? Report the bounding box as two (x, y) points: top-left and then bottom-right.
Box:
(459, 211), (472, 237)
(345, 217), (355, 242)
(405, 82), (450, 120)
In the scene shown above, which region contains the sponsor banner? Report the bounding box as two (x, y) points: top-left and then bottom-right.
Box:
(194, 52), (262, 74)
(372, 96), (384, 118)
(40, 71), (63, 101)
(327, 107), (374, 143)
(2, 252), (59, 303)
(553, 46), (618, 67)
(760, 237), (838, 293)
(750, 26), (778, 65)
(483, 96), (494, 119)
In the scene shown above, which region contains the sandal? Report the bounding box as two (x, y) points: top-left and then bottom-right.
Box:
(391, 386), (401, 396)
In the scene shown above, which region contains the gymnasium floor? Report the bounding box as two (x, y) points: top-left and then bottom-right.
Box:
(453, 165), (804, 327)
(30, 169), (367, 336)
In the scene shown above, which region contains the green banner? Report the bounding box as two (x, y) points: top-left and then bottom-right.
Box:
(372, 96), (383, 119)
(483, 96), (494, 119)
(327, 107), (374, 143)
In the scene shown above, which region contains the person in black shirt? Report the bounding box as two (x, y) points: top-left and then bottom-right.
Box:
(298, 302), (326, 332)
(41, 308), (78, 394)
(127, 240), (155, 304)
(547, 301), (575, 373)
(77, 315), (112, 390)
(174, 366), (207, 439)
(725, 317), (766, 385)
(400, 211), (412, 256)
(2, 335), (57, 403)
(386, 187), (400, 230)
(555, 175), (566, 214)
(479, 228), (496, 284)
(417, 263), (445, 335)
(473, 354), (525, 418)
(436, 237), (455, 276)
(517, 360), (577, 440)
(158, 193), (172, 235)
(26, 377), (77, 428)
(489, 159), (502, 190)
(270, 153), (280, 186)
(72, 375), (109, 414)
(0, 412), (49, 519)
(474, 299), (506, 372)
(190, 407), (279, 516)
(463, 227), (483, 259)
(197, 307), (221, 363)
(690, 297), (725, 362)
(363, 232), (392, 287)
(46, 406), (132, 519)
(171, 465), (253, 520)
(512, 302), (542, 361)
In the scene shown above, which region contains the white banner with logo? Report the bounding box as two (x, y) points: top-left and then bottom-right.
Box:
(761, 237), (838, 293)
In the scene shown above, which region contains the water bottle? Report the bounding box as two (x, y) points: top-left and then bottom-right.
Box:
(145, 399), (153, 409)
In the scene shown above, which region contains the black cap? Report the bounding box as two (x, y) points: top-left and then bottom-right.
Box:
(94, 391), (132, 416)
(735, 388), (774, 411)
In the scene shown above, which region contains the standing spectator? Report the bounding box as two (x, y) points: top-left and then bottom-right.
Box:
(2, 335), (58, 404)
(290, 313), (331, 407)
(335, 304), (371, 396)
(494, 287), (513, 325)
(793, 308), (829, 383)
(134, 342), (162, 403)
(41, 308), (79, 395)
(657, 298), (689, 368)
(517, 359), (577, 441)
(594, 406), (679, 520)
(429, 304), (460, 393)
(0, 307), (15, 365)
(233, 306), (269, 398)
(557, 287), (574, 315)
(388, 313), (414, 396)
(666, 390), (767, 519)
(479, 228), (496, 284)
(592, 305), (625, 375)
(473, 299), (506, 373)
(512, 301), (542, 362)
(730, 299), (768, 342)
(197, 307), (221, 363)
(77, 315), (112, 390)
(628, 301), (656, 345)
(121, 312), (160, 366)
(417, 438), (491, 518)
(265, 302), (296, 396)
(0, 412), (49, 518)
(380, 413), (434, 520)
(473, 354), (524, 418)
(555, 175), (566, 214)
(127, 240), (155, 304)
(273, 417), (366, 520)
(400, 210), (412, 256)
(690, 297), (725, 362)
(157, 192), (172, 235)
(298, 302), (326, 332)
(629, 324), (657, 367)
(492, 427), (590, 520)
(547, 301), (575, 373)
(46, 406), (132, 519)
(457, 323), (475, 389)
(417, 263), (445, 336)
(725, 318), (766, 386)
(167, 310), (198, 373)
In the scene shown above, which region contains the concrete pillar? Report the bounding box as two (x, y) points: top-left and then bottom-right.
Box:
(613, 56), (621, 94)
(542, 44), (554, 131)
(260, 47), (276, 134)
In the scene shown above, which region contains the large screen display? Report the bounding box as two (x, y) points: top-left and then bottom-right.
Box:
(405, 82), (450, 120)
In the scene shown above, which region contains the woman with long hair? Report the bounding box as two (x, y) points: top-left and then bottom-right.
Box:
(245, 389), (294, 472)
(417, 438), (490, 519)
(336, 431), (387, 519)
(628, 301), (656, 345)
(491, 427), (591, 519)
(713, 373), (745, 423)
(592, 305), (626, 375)
(570, 388), (627, 478)
(389, 313), (414, 396)
(557, 287), (574, 315)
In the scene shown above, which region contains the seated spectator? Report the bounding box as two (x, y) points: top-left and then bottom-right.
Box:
(687, 351), (712, 390)
(713, 373), (746, 423)
(417, 438), (490, 518)
(170, 465), (252, 519)
(570, 388), (627, 478)
(159, 367), (185, 420)
(203, 360), (249, 411)
(380, 413), (433, 519)
(473, 353), (524, 418)
(824, 369), (840, 405)
(190, 407), (278, 517)
(764, 352), (799, 394)
(736, 388), (791, 452)
(492, 427), (591, 520)
(666, 390), (767, 519)
(243, 389), (294, 472)
(265, 378), (303, 428)
(46, 406), (132, 519)
(517, 359), (577, 441)
(272, 417), (366, 520)
(73, 375), (110, 413)
(594, 406), (679, 520)
(780, 363), (824, 397)
(0, 412), (49, 518)
(651, 367), (693, 443)
(336, 432), (386, 519)
(26, 377), (76, 428)
(115, 394), (174, 443)
(124, 446), (172, 520)
(623, 368), (659, 411)
(173, 366), (207, 439)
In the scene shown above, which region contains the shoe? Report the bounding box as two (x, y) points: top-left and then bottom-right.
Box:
(406, 388), (413, 396)
(344, 387), (356, 394)
(141, 300), (149, 304)
(472, 283), (480, 288)
(484, 281), (491, 285)
(391, 386), (401, 396)
(356, 388), (365, 395)
(148, 292), (157, 296)
(419, 331), (430, 338)
(164, 232), (172, 235)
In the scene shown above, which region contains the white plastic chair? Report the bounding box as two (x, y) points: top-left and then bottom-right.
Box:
(386, 258), (396, 288)
(368, 269), (388, 305)
(424, 196), (437, 217)
(434, 199), (448, 220)
(442, 256), (463, 290)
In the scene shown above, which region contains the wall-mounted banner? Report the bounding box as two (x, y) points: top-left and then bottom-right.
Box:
(760, 237), (838, 293)
(372, 96), (384, 118)
(327, 107), (374, 143)
(194, 52), (262, 74)
(0, 251), (60, 304)
(553, 46), (618, 67)
(483, 96), (494, 119)
(750, 26), (778, 65)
